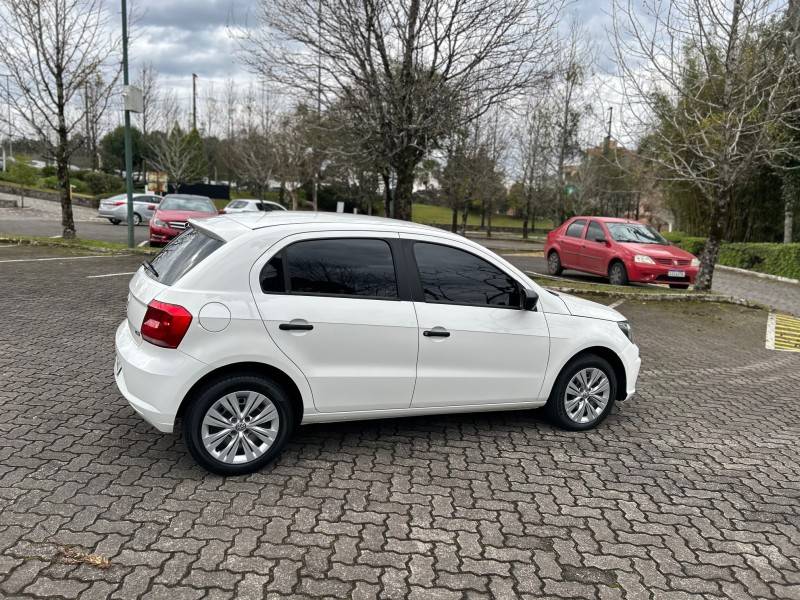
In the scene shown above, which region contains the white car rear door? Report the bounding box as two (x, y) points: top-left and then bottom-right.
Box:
(251, 232), (419, 413)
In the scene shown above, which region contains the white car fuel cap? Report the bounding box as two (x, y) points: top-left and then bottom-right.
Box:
(198, 302), (231, 332)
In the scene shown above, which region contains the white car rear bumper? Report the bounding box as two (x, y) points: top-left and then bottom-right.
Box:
(114, 320), (205, 432)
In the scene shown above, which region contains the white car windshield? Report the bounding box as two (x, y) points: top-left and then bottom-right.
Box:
(607, 223), (668, 245)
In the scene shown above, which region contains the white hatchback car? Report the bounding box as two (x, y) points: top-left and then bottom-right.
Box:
(115, 213), (640, 475)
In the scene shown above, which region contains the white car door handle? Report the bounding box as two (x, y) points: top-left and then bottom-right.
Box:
(423, 329), (450, 338)
(279, 322), (314, 331)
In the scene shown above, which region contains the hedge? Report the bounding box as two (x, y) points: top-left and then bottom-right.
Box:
(662, 231), (707, 255)
(663, 231), (800, 280)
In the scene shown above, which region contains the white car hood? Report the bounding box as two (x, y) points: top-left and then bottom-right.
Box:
(557, 292), (624, 322)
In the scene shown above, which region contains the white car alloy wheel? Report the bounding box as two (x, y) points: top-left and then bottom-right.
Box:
(201, 391), (280, 464)
(563, 368), (610, 424)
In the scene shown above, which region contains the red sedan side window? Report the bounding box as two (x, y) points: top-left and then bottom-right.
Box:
(565, 220), (586, 238)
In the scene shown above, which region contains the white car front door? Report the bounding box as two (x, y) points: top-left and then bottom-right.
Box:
(251, 233), (419, 413)
(402, 236), (551, 408)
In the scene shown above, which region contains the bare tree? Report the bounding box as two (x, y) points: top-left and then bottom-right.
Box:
(516, 97), (556, 238)
(241, 0), (562, 221)
(222, 78), (238, 141)
(550, 19), (595, 223)
(148, 126), (206, 186)
(0, 0), (119, 237)
(230, 91), (278, 200)
(81, 72), (114, 170)
(273, 112), (312, 210)
(161, 90), (183, 134)
(612, 0), (800, 290)
(202, 81), (218, 138)
(135, 62), (160, 137)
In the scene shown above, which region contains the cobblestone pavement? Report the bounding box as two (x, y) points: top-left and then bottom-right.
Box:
(1, 247), (800, 599)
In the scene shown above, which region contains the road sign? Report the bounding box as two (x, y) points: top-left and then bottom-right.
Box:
(123, 85), (143, 113)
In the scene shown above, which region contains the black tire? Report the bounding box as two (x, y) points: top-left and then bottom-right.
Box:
(669, 283), (690, 290)
(608, 261), (628, 286)
(183, 373), (296, 476)
(109, 218), (120, 225)
(545, 354), (617, 431)
(547, 250), (563, 276)
(133, 213), (142, 226)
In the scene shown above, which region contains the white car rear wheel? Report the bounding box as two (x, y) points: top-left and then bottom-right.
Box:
(183, 374), (295, 475)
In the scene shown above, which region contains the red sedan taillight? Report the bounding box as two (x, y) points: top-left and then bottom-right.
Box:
(141, 300), (192, 349)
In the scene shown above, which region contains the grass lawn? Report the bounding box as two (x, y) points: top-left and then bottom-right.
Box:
(211, 197), (552, 231)
(412, 203), (552, 230)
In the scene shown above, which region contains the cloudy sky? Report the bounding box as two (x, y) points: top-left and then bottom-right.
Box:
(126, 0), (616, 109)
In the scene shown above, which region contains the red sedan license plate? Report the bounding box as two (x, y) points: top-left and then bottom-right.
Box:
(668, 270), (686, 278)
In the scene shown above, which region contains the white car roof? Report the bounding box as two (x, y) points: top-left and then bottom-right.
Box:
(192, 211), (443, 239)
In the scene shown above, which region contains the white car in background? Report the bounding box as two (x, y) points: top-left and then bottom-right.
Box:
(98, 193), (163, 225)
(114, 213), (640, 475)
(222, 199), (286, 214)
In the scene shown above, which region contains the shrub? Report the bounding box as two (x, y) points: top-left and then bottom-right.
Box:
(40, 175), (60, 190)
(662, 232), (800, 279)
(8, 160), (39, 188)
(82, 171), (123, 195)
(40, 165), (56, 178)
(662, 231), (707, 255)
(719, 243), (800, 280)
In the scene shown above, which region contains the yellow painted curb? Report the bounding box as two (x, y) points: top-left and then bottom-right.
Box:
(766, 313), (800, 352)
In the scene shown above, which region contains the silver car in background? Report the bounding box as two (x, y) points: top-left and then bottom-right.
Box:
(98, 193), (163, 225)
(221, 199), (287, 214)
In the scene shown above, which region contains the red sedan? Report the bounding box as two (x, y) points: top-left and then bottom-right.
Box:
(149, 194), (219, 246)
(544, 217), (700, 288)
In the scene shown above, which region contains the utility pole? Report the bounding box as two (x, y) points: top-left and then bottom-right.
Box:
(192, 73), (198, 131)
(312, 0), (322, 212)
(121, 0), (135, 249)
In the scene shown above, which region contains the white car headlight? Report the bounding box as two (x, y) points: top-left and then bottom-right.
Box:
(617, 320), (633, 343)
(634, 255), (655, 265)
(691, 258), (700, 267)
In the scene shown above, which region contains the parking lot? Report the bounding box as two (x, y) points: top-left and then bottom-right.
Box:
(1, 244), (799, 599)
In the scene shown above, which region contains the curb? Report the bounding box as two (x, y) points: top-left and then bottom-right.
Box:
(540, 284), (764, 310)
(524, 271), (766, 310)
(716, 264), (800, 285)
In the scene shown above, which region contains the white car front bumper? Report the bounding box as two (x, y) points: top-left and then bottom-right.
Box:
(114, 320), (206, 432)
(620, 342), (641, 400)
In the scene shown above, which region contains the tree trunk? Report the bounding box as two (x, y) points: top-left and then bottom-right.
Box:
(57, 137), (75, 239)
(394, 162), (415, 221)
(279, 180), (286, 205)
(311, 175), (318, 212)
(460, 201), (469, 236)
(783, 173), (797, 243)
(480, 201), (486, 229)
(382, 172), (392, 218)
(523, 193), (532, 239)
(695, 190), (730, 291)
(451, 207), (458, 233)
